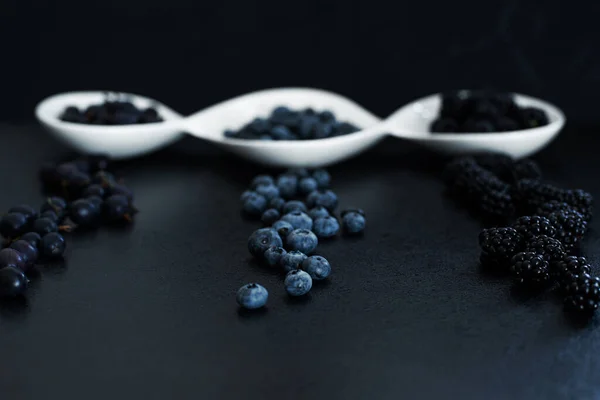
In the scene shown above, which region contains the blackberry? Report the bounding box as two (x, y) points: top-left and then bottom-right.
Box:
(563, 273), (600, 314)
(547, 209), (587, 252)
(553, 256), (591, 292)
(536, 201), (578, 219)
(478, 227), (523, 271)
(512, 215), (556, 240)
(524, 235), (566, 264)
(563, 189), (593, 221)
(473, 153), (541, 183)
(512, 179), (566, 214)
(510, 252), (550, 288)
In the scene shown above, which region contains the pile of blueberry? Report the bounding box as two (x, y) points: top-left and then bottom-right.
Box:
(443, 153), (599, 319)
(224, 106), (360, 141)
(236, 168), (366, 309)
(0, 155), (136, 299)
(431, 90), (549, 133)
(60, 93), (163, 125)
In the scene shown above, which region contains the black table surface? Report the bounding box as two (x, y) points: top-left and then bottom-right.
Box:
(1, 123), (600, 400)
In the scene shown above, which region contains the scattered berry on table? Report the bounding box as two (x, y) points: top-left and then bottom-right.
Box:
(261, 209), (281, 226)
(280, 250), (308, 273)
(264, 246), (287, 268)
(512, 215), (556, 240)
(298, 177), (318, 195)
(313, 216), (340, 239)
(236, 283), (269, 309)
(510, 252), (550, 288)
(309, 206), (330, 220)
(478, 227), (523, 271)
(103, 195), (136, 224)
(282, 200), (307, 214)
(306, 190), (338, 211)
(7, 205), (37, 223)
(512, 179), (568, 215)
(563, 189), (594, 221)
(40, 197), (68, 218)
(563, 273), (600, 315)
(40, 232), (66, 259)
(69, 199), (101, 227)
(553, 256), (592, 292)
(536, 201), (580, 219)
(19, 232), (41, 248)
(286, 229), (318, 254)
(272, 220), (294, 241)
(302, 255), (331, 280)
(40, 210), (61, 223)
(247, 228), (283, 259)
(547, 209), (587, 252)
(32, 217), (62, 236)
(0, 213), (29, 239)
(472, 153), (542, 183)
(0, 248), (26, 270)
(108, 183), (134, 201)
(9, 240), (38, 269)
(0, 266), (29, 297)
(241, 192), (268, 216)
(281, 211), (313, 231)
(284, 269), (313, 296)
(524, 235), (566, 265)
(342, 210), (366, 235)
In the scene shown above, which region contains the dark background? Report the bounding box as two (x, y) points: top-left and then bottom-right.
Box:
(2, 0), (600, 123)
(3, 1), (600, 399)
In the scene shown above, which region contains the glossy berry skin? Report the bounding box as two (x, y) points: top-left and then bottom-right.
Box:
(510, 252), (550, 288)
(284, 269), (313, 296)
(40, 197), (68, 219)
(87, 195), (103, 212)
(240, 190), (254, 203)
(269, 197), (286, 212)
(251, 175), (274, 189)
(309, 206), (330, 220)
(0, 213), (28, 238)
(306, 190), (338, 211)
(108, 183), (134, 201)
(298, 177), (318, 195)
(40, 232), (66, 259)
(282, 200), (307, 214)
(0, 248), (26, 270)
(342, 211), (366, 235)
(302, 255), (331, 280)
(83, 184), (106, 198)
(286, 229), (318, 254)
(40, 210), (60, 223)
(103, 195), (133, 223)
(276, 174), (299, 199)
(281, 211), (313, 230)
(32, 218), (58, 236)
(255, 183), (280, 201)
(280, 250), (308, 273)
(0, 266), (28, 297)
(8, 205), (37, 222)
(261, 209), (281, 226)
(242, 192), (268, 217)
(247, 228), (283, 259)
(19, 232), (42, 248)
(272, 220), (294, 240)
(264, 246), (287, 267)
(236, 283), (269, 309)
(9, 240), (38, 269)
(70, 199), (100, 227)
(313, 216), (340, 239)
(312, 169), (331, 188)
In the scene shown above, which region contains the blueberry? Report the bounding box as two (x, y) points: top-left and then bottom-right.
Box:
(319, 110), (335, 122)
(313, 216), (340, 239)
(282, 200), (308, 214)
(260, 135), (273, 140)
(225, 130), (237, 138)
(281, 211), (313, 230)
(298, 116), (319, 139)
(276, 174), (298, 199)
(311, 169), (331, 188)
(308, 206), (330, 220)
(342, 211), (366, 234)
(303, 108), (316, 117)
(280, 250), (308, 273)
(264, 246), (287, 267)
(341, 208), (365, 218)
(251, 175), (274, 189)
(242, 192), (268, 216)
(286, 229), (318, 254)
(249, 118), (271, 134)
(271, 125), (297, 140)
(306, 190), (338, 211)
(302, 255), (331, 280)
(284, 269), (312, 296)
(333, 121), (359, 135)
(0, 213), (28, 238)
(261, 208), (281, 226)
(32, 217), (58, 236)
(430, 118), (459, 133)
(298, 177), (318, 195)
(0, 266), (28, 297)
(240, 190), (254, 202)
(313, 123), (334, 139)
(272, 220), (294, 240)
(269, 197), (286, 212)
(285, 168), (310, 178)
(236, 283), (268, 309)
(255, 183), (280, 200)
(247, 228), (283, 259)
(40, 232), (66, 259)
(271, 106), (291, 119)
(69, 199), (100, 227)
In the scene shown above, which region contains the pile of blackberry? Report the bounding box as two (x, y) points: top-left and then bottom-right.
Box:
(224, 106), (360, 141)
(0, 155), (137, 299)
(431, 90), (549, 133)
(60, 93), (163, 125)
(443, 153), (598, 319)
(236, 168), (366, 309)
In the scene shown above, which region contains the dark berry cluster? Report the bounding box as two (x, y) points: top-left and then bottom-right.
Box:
(236, 168), (365, 309)
(444, 153), (598, 319)
(431, 90), (549, 133)
(224, 106), (360, 141)
(60, 93), (163, 125)
(0, 155), (137, 299)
